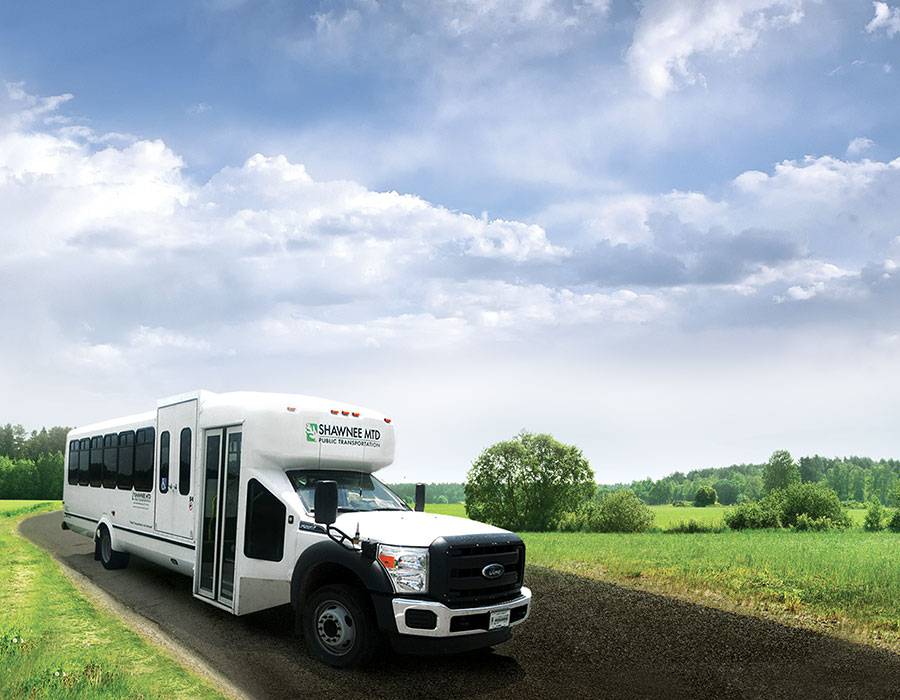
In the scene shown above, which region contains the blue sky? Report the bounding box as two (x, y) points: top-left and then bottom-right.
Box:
(2, 1), (900, 482)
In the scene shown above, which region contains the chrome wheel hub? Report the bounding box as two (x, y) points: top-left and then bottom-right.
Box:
(315, 601), (355, 656)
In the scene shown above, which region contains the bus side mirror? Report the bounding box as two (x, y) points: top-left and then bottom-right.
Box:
(415, 483), (426, 512)
(314, 481), (338, 525)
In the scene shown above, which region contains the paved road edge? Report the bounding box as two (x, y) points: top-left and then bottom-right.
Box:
(18, 512), (247, 700)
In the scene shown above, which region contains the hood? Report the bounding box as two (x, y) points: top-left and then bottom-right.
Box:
(333, 510), (510, 547)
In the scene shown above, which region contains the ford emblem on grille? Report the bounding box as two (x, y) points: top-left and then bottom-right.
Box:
(482, 563), (505, 579)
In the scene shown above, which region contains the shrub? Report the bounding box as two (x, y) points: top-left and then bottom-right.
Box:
(888, 510), (900, 533)
(724, 500), (781, 530)
(779, 482), (850, 528)
(465, 432), (595, 531)
(435, 495), (449, 504)
(863, 499), (885, 532)
(672, 500), (691, 507)
(694, 485), (717, 507)
(665, 519), (726, 534)
(560, 490), (654, 533)
(794, 514), (840, 531)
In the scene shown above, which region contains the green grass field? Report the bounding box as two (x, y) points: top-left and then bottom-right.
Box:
(0, 500), (223, 699)
(425, 502), (897, 650)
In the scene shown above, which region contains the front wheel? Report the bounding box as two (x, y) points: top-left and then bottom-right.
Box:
(302, 584), (379, 668)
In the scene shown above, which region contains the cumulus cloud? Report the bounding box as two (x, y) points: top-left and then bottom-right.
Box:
(4, 82), (900, 392)
(866, 2), (900, 37)
(846, 136), (874, 158)
(627, 0), (805, 98)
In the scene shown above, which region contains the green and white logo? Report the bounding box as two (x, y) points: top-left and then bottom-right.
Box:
(305, 422), (318, 443)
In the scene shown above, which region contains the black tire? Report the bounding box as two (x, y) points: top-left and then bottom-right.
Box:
(98, 526), (130, 570)
(302, 584), (380, 668)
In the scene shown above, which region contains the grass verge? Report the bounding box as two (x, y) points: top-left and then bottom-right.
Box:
(0, 500), (225, 699)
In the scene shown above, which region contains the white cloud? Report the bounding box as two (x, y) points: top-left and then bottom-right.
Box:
(846, 136), (874, 158)
(866, 2), (900, 37)
(627, 0), (805, 98)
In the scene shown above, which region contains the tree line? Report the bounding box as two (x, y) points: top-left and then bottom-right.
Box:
(2, 420), (899, 514)
(609, 454), (900, 507)
(0, 424), (70, 500)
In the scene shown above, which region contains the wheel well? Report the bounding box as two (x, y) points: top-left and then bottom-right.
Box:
(294, 562), (367, 610)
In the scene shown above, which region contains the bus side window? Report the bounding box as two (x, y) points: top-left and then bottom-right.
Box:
(159, 431), (170, 494)
(134, 427), (155, 493)
(102, 433), (118, 489)
(78, 438), (90, 486)
(244, 479), (286, 562)
(68, 440), (79, 485)
(117, 430), (135, 490)
(179, 428), (191, 496)
(89, 436), (103, 487)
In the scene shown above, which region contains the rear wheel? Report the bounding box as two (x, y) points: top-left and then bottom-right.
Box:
(302, 584), (379, 668)
(98, 526), (130, 570)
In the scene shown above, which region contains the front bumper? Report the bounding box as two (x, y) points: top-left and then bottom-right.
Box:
(391, 586), (532, 637)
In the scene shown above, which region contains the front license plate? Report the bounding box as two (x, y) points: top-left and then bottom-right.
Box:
(489, 609), (511, 630)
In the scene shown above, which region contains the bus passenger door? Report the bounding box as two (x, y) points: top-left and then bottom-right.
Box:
(154, 399), (198, 540)
(196, 426), (242, 609)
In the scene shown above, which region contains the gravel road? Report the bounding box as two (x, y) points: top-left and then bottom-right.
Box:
(20, 511), (900, 699)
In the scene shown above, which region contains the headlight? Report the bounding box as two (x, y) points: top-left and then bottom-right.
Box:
(377, 544), (428, 594)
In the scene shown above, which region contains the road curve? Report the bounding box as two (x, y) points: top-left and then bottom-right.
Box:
(20, 511), (900, 700)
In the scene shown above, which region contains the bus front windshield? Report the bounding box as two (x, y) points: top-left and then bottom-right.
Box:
(287, 470), (408, 514)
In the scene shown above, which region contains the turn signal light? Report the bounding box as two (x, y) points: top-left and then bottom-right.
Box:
(378, 553), (396, 569)
(384, 417), (392, 424)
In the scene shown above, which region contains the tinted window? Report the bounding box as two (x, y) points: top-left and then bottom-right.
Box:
(89, 436), (103, 487)
(134, 427), (155, 493)
(179, 428), (192, 496)
(102, 434), (118, 489)
(244, 479), (285, 562)
(68, 440), (79, 485)
(78, 438), (90, 485)
(117, 430), (135, 490)
(159, 431), (170, 493)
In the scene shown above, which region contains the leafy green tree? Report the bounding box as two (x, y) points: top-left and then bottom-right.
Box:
(764, 450), (801, 494)
(35, 452), (64, 500)
(647, 478), (674, 505)
(713, 479), (739, 505)
(863, 498), (885, 532)
(465, 432), (595, 531)
(799, 455), (826, 483)
(694, 485), (717, 507)
(0, 424), (27, 459)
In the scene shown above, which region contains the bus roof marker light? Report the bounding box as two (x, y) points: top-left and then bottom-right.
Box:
(341, 410), (350, 416)
(384, 418), (392, 424)
(351, 411), (360, 417)
(330, 409), (339, 415)
(286, 406), (296, 413)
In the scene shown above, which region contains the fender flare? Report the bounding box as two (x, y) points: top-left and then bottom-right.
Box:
(290, 538), (392, 611)
(94, 516), (119, 552)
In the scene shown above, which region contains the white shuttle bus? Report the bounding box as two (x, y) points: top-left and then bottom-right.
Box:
(62, 391), (531, 666)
